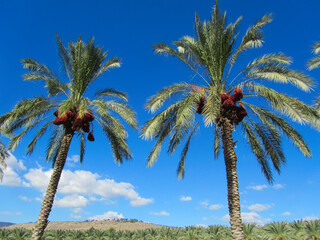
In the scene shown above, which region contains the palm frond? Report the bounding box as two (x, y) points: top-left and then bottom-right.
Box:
(26, 120), (52, 155)
(202, 87), (221, 126)
(0, 141), (9, 181)
(56, 33), (72, 80)
(93, 57), (121, 81)
(141, 101), (181, 141)
(145, 83), (190, 113)
(21, 58), (68, 97)
(232, 14), (272, 63)
(79, 130), (85, 164)
(245, 64), (314, 92)
(243, 83), (319, 125)
(307, 56), (320, 70)
(92, 99), (137, 129)
(177, 122), (199, 179)
(311, 41), (320, 54)
(95, 88), (128, 101)
(249, 120), (285, 174)
(146, 112), (177, 167)
(99, 115), (132, 164)
(46, 126), (65, 163)
(245, 104), (311, 157)
(167, 92), (198, 154)
(242, 120), (273, 183)
(214, 124), (221, 159)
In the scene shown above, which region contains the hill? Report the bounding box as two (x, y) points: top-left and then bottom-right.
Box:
(4, 220), (167, 231)
(0, 222), (15, 227)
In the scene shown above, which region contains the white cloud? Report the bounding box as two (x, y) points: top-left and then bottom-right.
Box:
(247, 204), (272, 212)
(54, 195), (89, 208)
(180, 196), (192, 202)
(303, 215), (319, 221)
(0, 211), (22, 216)
(150, 211), (170, 216)
(247, 185), (268, 191)
(19, 195), (32, 202)
(72, 208), (83, 214)
(200, 200), (209, 207)
(0, 153), (26, 186)
(130, 197), (154, 207)
(70, 214), (82, 220)
(282, 212), (291, 216)
(222, 212), (271, 225)
(66, 155), (80, 167)
(24, 168), (153, 207)
(202, 217), (208, 221)
(273, 184), (285, 190)
(88, 211), (124, 221)
(1, 167), (22, 186)
(67, 155), (80, 163)
(209, 204), (223, 210)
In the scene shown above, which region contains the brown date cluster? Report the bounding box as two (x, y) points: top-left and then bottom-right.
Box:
(53, 109), (95, 141)
(220, 88), (247, 124)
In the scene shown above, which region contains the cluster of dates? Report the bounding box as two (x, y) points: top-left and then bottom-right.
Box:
(190, 86), (207, 115)
(220, 88), (247, 124)
(53, 109), (95, 141)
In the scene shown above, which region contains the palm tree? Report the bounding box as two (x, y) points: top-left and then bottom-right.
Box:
(44, 230), (66, 240)
(263, 222), (292, 240)
(0, 140), (9, 181)
(141, 2), (319, 239)
(0, 228), (10, 240)
(242, 223), (259, 240)
(305, 220), (320, 240)
(0, 35), (137, 240)
(8, 228), (30, 240)
(307, 41), (320, 108)
(289, 220), (306, 239)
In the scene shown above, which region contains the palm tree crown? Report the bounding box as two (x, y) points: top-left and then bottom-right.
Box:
(0, 34), (137, 164)
(142, 3), (317, 182)
(0, 34), (137, 240)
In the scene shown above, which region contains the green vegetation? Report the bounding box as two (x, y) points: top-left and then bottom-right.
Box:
(1, 220), (320, 239)
(0, 140), (8, 181)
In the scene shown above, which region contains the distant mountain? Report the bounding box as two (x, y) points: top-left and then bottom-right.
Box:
(0, 222), (15, 227)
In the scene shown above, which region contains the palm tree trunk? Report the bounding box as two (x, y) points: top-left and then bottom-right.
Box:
(220, 117), (244, 240)
(31, 128), (74, 240)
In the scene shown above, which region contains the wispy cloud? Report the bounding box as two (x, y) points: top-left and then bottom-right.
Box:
(247, 184), (268, 191)
(19, 195), (32, 202)
(282, 212), (291, 216)
(273, 184), (285, 190)
(150, 211), (170, 216)
(303, 215), (319, 221)
(209, 204), (223, 210)
(200, 200), (209, 207)
(247, 204), (272, 212)
(0, 211), (22, 216)
(180, 196), (192, 202)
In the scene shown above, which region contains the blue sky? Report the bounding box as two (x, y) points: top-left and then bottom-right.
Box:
(0, 0), (320, 227)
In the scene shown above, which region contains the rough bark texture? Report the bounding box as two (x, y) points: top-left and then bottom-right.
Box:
(220, 117), (244, 240)
(31, 129), (74, 240)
